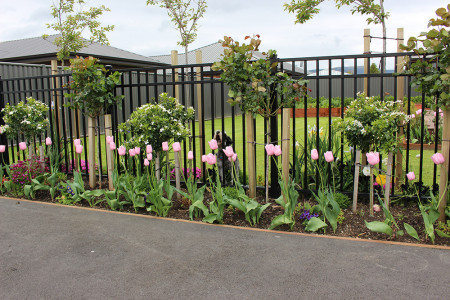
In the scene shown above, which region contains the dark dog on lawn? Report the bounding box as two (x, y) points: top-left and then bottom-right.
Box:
(213, 130), (240, 184)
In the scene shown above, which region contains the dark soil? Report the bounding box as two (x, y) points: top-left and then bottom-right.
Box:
(9, 180), (449, 247)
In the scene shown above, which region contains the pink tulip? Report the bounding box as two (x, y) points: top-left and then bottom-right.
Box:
(118, 146), (126, 156)
(162, 142), (169, 151)
(223, 146), (234, 158)
(416, 109), (422, 115)
(134, 147), (140, 154)
(74, 139), (81, 146)
(201, 155), (207, 163)
(129, 149), (136, 157)
(209, 139), (218, 150)
(188, 151), (194, 160)
(311, 149), (319, 160)
(0, 145), (5, 153)
(431, 152), (445, 165)
(109, 142), (116, 150)
(406, 171), (415, 181)
(324, 151), (334, 162)
(19, 142), (26, 151)
(409, 114), (415, 119)
(206, 153), (216, 165)
(106, 136), (113, 144)
(265, 144), (275, 156)
(147, 153), (152, 161)
(146, 145), (153, 154)
(274, 145), (282, 156)
(144, 159), (150, 166)
(173, 142), (181, 152)
(45, 137), (52, 146)
(373, 204), (381, 212)
(366, 152), (380, 166)
(231, 153), (237, 162)
(75, 144), (83, 154)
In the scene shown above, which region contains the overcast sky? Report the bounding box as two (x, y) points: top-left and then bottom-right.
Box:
(1, 0), (448, 59)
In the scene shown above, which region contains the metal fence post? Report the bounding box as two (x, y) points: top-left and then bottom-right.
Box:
(269, 55), (280, 197)
(0, 76), (9, 164)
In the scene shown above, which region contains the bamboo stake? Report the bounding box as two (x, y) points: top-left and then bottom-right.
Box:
(352, 149), (361, 213)
(384, 152), (394, 208)
(395, 28), (405, 190)
(156, 152), (161, 182)
(246, 112), (256, 198)
(88, 116), (96, 188)
(174, 151), (181, 200)
(364, 28), (370, 96)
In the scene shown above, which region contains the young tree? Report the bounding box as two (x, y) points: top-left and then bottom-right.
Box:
(43, 0), (114, 65)
(370, 62), (380, 74)
(284, 0), (389, 70)
(146, 0), (207, 65)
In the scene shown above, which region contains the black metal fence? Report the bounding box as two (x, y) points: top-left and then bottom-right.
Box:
(0, 52), (443, 197)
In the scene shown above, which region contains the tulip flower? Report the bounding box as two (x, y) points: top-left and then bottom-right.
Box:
(406, 171), (415, 181)
(146, 145), (153, 154)
(173, 142), (181, 152)
(118, 146), (126, 156)
(106, 136), (113, 144)
(144, 159), (150, 166)
(208, 139), (218, 150)
(431, 152), (445, 165)
(265, 144), (275, 156)
(324, 151), (334, 162)
(162, 142), (169, 151)
(311, 149), (319, 160)
(223, 146), (234, 158)
(134, 147), (141, 154)
(147, 153), (152, 161)
(409, 114), (415, 119)
(0, 145), (5, 153)
(230, 153), (237, 162)
(415, 109), (422, 115)
(45, 137), (52, 146)
(188, 151), (194, 160)
(201, 155), (207, 163)
(129, 149), (136, 157)
(109, 142), (116, 151)
(206, 153), (216, 165)
(75, 144), (83, 154)
(366, 152), (380, 166)
(373, 204), (381, 212)
(19, 142), (26, 151)
(74, 139), (81, 146)
(274, 145), (282, 156)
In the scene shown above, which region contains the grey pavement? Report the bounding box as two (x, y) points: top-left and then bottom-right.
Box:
(0, 197), (449, 300)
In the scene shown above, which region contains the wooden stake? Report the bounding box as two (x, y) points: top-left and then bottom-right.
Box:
(196, 50), (204, 180)
(281, 108), (290, 198)
(174, 151), (181, 200)
(352, 150), (361, 213)
(364, 28), (370, 96)
(88, 116), (96, 189)
(438, 110), (450, 222)
(395, 28), (405, 190)
(246, 112), (256, 198)
(171, 50), (180, 102)
(105, 114), (114, 190)
(384, 152), (394, 208)
(156, 152), (160, 182)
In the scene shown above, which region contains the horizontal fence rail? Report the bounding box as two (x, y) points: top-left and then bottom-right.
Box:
(0, 52), (444, 199)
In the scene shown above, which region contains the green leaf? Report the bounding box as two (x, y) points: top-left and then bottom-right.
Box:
(305, 217), (328, 232)
(404, 223), (420, 241)
(436, 229), (450, 238)
(268, 214), (293, 230)
(365, 221), (393, 236)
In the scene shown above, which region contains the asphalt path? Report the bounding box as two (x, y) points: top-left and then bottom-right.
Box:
(0, 197), (449, 300)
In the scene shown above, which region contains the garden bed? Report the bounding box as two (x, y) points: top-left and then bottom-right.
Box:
(10, 181), (449, 247)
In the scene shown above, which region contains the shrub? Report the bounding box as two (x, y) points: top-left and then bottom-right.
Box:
(223, 186), (239, 199)
(334, 192), (351, 209)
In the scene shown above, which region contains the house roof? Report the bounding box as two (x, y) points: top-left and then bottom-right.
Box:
(150, 42), (304, 75)
(0, 35), (167, 68)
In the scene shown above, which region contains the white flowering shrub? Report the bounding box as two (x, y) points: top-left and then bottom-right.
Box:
(333, 93), (409, 153)
(1, 97), (49, 142)
(118, 93), (195, 152)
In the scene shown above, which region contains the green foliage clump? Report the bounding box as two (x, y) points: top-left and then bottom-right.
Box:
(118, 93), (195, 152)
(1, 97), (49, 142)
(65, 56), (123, 118)
(334, 192), (351, 209)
